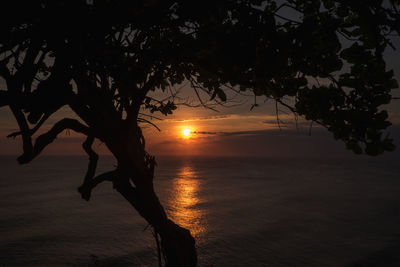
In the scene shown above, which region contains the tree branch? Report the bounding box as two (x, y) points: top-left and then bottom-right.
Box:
(17, 118), (91, 164)
(7, 112), (50, 138)
(82, 135), (98, 181)
(138, 118), (161, 131)
(9, 105), (33, 160)
(78, 170), (116, 201)
(0, 90), (9, 107)
(77, 136), (122, 201)
(276, 98), (327, 129)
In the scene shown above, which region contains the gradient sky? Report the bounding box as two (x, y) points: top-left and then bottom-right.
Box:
(1, 40), (400, 158)
(1, 82), (400, 158)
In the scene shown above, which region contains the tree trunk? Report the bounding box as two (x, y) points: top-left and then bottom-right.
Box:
(107, 129), (197, 266)
(113, 173), (197, 267)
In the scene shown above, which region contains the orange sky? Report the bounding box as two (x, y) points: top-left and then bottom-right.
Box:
(1, 79), (400, 158)
(2, 95), (399, 158)
(0, 97), (284, 156)
(143, 107), (297, 156)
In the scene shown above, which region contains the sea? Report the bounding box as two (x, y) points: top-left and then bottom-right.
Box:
(1, 154), (400, 267)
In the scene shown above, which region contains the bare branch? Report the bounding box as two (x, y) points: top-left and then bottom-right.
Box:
(222, 84), (253, 97)
(138, 112), (163, 120)
(17, 118), (91, 164)
(189, 78), (219, 112)
(275, 100), (282, 130)
(78, 170), (117, 201)
(9, 105), (33, 160)
(82, 135), (99, 183)
(7, 112), (50, 138)
(138, 118), (161, 131)
(276, 98), (327, 129)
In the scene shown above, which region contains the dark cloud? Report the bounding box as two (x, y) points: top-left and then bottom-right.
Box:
(192, 129), (299, 136)
(171, 115), (231, 122)
(193, 131), (219, 135)
(151, 125), (400, 158)
(262, 119), (312, 127)
(193, 129), (288, 136)
(214, 128), (325, 137)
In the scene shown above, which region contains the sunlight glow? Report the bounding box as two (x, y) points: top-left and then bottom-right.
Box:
(168, 164), (205, 238)
(182, 128), (191, 138)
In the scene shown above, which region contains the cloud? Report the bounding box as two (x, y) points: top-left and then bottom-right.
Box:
(148, 127), (347, 157)
(189, 127), (330, 139)
(192, 129), (286, 136)
(201, 128), (325, 137)
(168, 115), (231, 122)
(193, 131), (218, 135)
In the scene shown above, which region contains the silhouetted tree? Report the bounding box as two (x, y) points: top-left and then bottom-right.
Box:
(1, 1), (399, 266)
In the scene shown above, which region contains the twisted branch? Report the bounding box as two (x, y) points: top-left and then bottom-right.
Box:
(78, 170), (117, 201)
(77, 136), (120, 201)
(17, 118), (91, 164)
(7, 113), (50, 138)
(10, 105), (33, 161)
(82, 136), (98, 183)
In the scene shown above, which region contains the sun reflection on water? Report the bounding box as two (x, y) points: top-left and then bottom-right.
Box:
(168, 164), (205, 238)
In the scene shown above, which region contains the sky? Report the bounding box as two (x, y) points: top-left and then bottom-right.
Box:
(1, 80), (399, 158)
(1, 39), (400, 159)
(140, 87), (400, 158)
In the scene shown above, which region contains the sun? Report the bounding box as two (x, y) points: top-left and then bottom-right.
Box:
(183, 128), (191, 137)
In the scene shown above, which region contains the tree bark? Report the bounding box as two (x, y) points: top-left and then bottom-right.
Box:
(113, 176), (197, 267)
(107, 128), (197, 267)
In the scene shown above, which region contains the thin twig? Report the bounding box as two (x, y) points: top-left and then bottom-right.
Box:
(275, 100), (281, 130)
(138, 118), (161, 131)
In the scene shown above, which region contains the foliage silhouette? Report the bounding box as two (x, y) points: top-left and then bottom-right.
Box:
(0, 0), (399, 266)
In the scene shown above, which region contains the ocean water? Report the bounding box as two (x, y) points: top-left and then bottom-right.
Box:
(1, 155), (400, 266)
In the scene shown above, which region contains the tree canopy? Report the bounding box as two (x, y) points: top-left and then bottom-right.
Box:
(1, 1), (399, 266)
(1, 0), (399, 158)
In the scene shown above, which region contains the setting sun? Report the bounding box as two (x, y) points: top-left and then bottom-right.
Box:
(183, 128), (191, 137)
